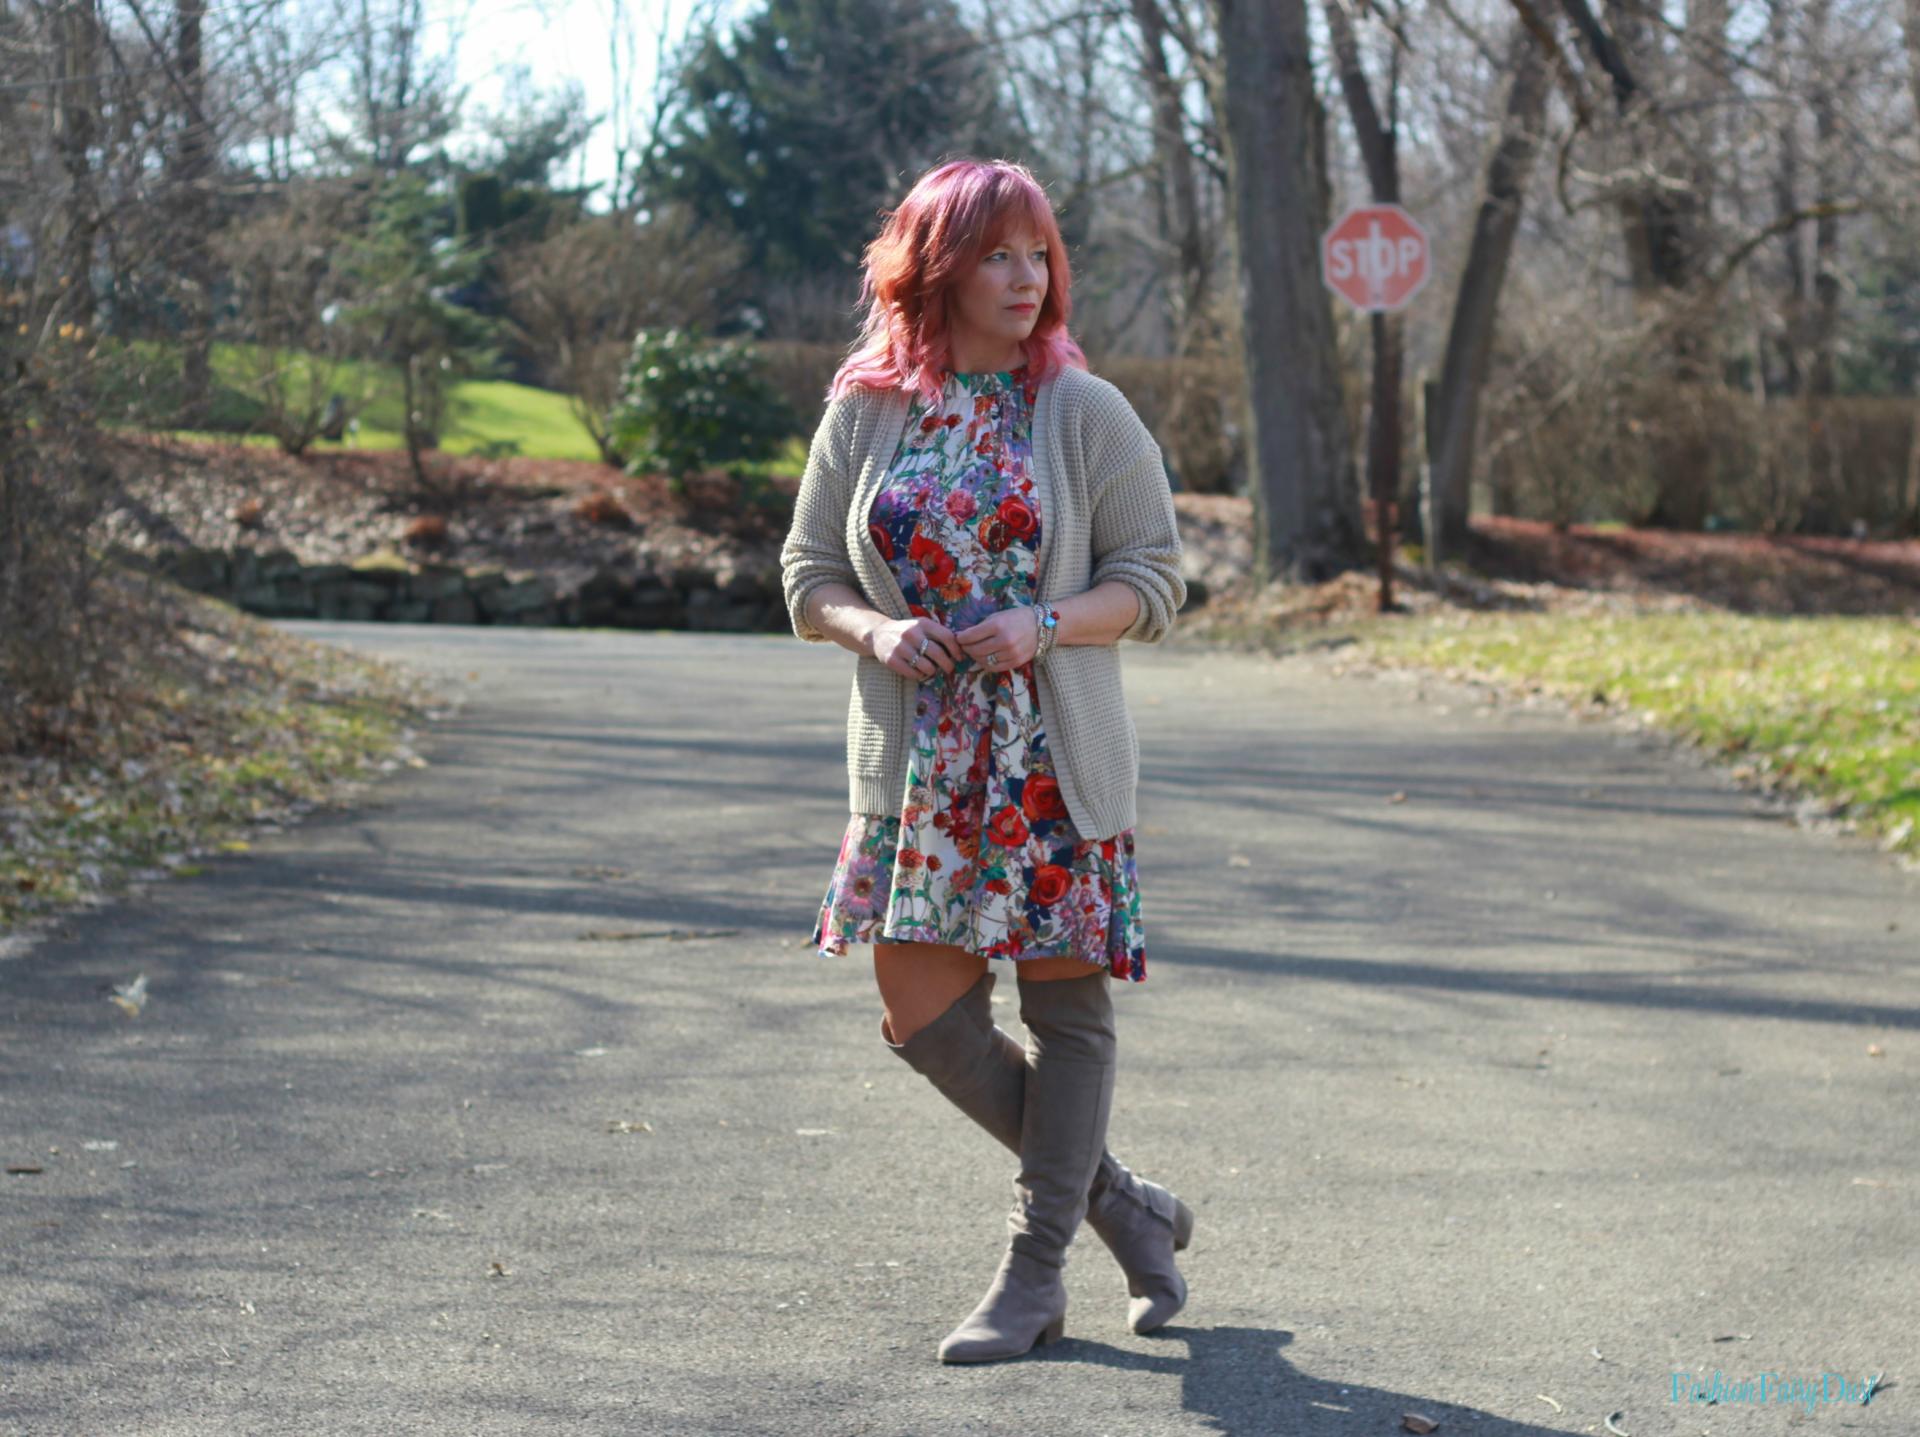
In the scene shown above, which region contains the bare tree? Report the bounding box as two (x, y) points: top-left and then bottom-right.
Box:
(330, 0), (463, 174)
(500, 201), (751, 463)
(1214, 0), (1364, 583)
(1426, 4), (1551, 559)
(49, 0), (104, 329)
(172, 0), (214, 421)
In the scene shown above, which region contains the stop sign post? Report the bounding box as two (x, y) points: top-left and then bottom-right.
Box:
(1321, 202), (1430, 615)
(1322, 203), (1429, 313)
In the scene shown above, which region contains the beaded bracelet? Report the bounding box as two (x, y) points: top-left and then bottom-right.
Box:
(1031, 601), (1061, 662)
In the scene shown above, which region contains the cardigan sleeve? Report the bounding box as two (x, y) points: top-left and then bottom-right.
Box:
(1085, 385), (1186, 644)
(779, 394), (862, 643)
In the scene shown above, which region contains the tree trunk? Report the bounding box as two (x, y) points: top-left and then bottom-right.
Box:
(1428, 14), (1550, 562)
(1806, 0), (1841, 399)
(1322, 0), (1408, 584)
(1770, 0), (1806, 395)
(1130, 0), (1209, 358)
(1214, 0), (1363, 585)
(1561, 0), (1721, 527)
(176, 0), (214, 426)
(51, 0), (100, 329)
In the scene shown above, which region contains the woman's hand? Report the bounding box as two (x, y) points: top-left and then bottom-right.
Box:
(955, 606), (1041, 672)
(870, 616), (966, 678)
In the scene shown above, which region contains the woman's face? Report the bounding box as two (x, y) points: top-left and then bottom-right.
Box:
(947, 222), (1049, 370)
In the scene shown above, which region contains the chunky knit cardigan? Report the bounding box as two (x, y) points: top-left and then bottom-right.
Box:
(779, 363), (1185, 840)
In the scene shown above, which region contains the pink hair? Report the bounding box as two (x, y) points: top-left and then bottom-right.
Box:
(826, 157), (1088, 412)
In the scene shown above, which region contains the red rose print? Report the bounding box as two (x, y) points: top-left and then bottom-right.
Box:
(1021, 774), (1069, 822)
(978, 517), (1011, 553)
(996, 496), (1037, 539)
(985, 805), (1029, 847)
(943, 414), (961, 429)
(909, 532), (956, 585)
(1028, 865), (1071, 906)
(897, 848), (924, 870)
(909, 602), (931, 619)
(927, 855), (942, 872)
(870, 523), (894, 561)
(921, 414), (940, 433)
(986, 877), (1013, 895)
(945, 490), (977, 522)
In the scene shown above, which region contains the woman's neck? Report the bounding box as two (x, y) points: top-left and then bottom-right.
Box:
(947, 336), (1025, 375)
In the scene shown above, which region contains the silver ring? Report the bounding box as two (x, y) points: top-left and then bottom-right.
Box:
(986, 652), (999, 666)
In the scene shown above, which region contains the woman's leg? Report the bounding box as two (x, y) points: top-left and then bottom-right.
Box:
(873, 940), (988, 1044)
(876, 941), (1192, 1341)
(1011, 955), (1111, 982)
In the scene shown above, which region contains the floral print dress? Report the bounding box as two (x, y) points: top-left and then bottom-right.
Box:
(809, 364), (1148, 981)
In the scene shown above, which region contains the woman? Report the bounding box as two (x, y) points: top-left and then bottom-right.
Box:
(778, 156), (1192, 1363)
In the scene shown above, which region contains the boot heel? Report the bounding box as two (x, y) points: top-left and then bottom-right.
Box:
(1038, 1314), (1066, 1345)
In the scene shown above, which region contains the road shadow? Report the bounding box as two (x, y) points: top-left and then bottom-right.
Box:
(991, 1326), (1584, 1435)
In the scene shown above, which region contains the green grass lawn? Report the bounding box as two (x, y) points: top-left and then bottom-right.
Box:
(97, 338), (617, 463)
(1342, 607), (1920, 861)
(95, 337), (825, 470)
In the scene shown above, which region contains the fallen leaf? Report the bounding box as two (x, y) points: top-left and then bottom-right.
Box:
(1401, 1415), (1438, 1434)
(108, 973), (149, 1015)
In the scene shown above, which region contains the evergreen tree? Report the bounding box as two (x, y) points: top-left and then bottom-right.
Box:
(636, 0), (1017, 297)
(344, 174), (501, 492)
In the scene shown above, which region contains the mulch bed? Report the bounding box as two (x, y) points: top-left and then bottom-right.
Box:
(98, 433), (793, 585)
(97, 430), (1920, 621)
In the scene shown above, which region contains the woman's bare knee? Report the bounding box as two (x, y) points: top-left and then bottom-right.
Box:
(874, 941), (988, 1043)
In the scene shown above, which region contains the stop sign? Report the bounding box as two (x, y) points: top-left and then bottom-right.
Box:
(1322, 203), (1430, 312)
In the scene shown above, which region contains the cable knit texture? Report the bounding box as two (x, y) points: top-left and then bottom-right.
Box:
(779, 364), (1185, 839)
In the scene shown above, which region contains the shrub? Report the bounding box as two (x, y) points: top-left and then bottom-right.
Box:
(402, 514), (450, 549)
(607, 327), (796, 489)
(573, 489), (635, 528)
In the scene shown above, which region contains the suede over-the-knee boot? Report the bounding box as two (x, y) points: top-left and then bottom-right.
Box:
(883, 967), (1194, 1334)
(934, 969), (1116, 1362)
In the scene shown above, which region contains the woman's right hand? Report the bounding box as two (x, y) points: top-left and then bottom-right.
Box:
(871, 616), (965, 678)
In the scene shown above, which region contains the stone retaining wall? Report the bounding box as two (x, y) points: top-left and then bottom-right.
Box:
(126, 543), (1212, 633)
(132, 545), (785, 632)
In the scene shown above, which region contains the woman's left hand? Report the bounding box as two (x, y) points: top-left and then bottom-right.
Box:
(954, 606), (1041, 671)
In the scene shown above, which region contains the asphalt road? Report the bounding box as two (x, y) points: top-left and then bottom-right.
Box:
(2, 621), (1915, 1436)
